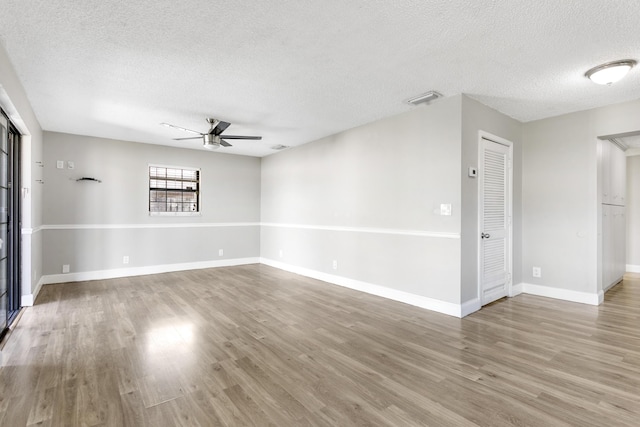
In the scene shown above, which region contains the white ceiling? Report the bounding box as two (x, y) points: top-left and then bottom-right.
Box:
(0, 0), (639, 157)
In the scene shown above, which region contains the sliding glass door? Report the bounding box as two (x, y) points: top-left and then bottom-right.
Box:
(0, 109), (20, 340)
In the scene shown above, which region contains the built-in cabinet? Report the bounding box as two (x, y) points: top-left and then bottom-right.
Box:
(601, 139), (626, 290)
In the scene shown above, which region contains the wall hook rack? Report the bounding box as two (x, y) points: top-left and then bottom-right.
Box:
(76, 177), (102, 183)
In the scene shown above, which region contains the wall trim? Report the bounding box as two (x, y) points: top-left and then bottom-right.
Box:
(41, 222), (260, 231)
(261, 222), (460, 239)
(522, 283), (601, 306)
(21, 276), (44, 307)
(21, 226), (43, 235)
(260, 257), (466, 318)
(39, 257), (260, 285)
(626, 264), (640, 273)
(38, 222), (459, 239)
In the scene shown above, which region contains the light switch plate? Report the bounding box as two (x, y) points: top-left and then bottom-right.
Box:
(440, 204), (452, 216)
(56, 160), (64, 169)
(67, 161), (75, 169)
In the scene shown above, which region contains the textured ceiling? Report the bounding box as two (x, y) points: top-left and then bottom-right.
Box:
(0, 0), (639, 157)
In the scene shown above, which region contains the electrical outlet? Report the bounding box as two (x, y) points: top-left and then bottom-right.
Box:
(218, 249), (223, 256)
(56, 160), (64, 169)
(440, 204), (452, 216)
(332, 260), (338, 270)
(532, 266), (541, 278)
(123, 256), (129, 264)
(62, 264), (70, 273)
(279, 249), (283, 258)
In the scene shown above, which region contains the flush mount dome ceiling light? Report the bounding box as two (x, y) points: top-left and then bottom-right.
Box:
(585, 59), (636, 85)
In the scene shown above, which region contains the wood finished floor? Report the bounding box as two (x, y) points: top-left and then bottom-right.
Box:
(1, 265), (639, 426)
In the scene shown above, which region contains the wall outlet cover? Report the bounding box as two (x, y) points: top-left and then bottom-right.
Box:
(56, 160), (64, 169)
(62, 264), (70, 273)
(440, 204), (452, 216)
(532, 266), (542, 278)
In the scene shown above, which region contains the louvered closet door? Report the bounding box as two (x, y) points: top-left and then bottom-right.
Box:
(480, 137), (511, 305)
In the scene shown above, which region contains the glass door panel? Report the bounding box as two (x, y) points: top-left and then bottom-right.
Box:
(0, 113), (7, 337)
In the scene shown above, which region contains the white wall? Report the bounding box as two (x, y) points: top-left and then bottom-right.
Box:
(522, 99), (640, 301)
(42, 132), (261, 279)
(627, 154), (640, 271)
(0, 42), (44, 305)
(261, 96), (463, 313)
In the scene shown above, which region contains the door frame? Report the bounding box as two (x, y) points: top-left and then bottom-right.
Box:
(477, 131), (514, 305)
(8, 121), (21, 322)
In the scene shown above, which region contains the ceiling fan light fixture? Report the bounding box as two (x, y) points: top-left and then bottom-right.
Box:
(585, 59), (636, 85)
(203, 134), (220, 149)
(203, 141), (220, 150)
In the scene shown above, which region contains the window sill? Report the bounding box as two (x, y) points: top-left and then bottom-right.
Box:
(149, 212), (202, 217)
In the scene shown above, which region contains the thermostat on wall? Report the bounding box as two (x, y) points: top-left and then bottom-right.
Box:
(468, 167), (477, 177)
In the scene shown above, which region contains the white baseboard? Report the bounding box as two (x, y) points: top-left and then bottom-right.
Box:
(522, 283), (601, 306)
(626, 264), (640, 273)
(40, 257), (260, 286)
(460, 298), (481, 317)
(510, 282), (524, 296)
(260, 258), (468, 318)
(21, 277), (45, 307)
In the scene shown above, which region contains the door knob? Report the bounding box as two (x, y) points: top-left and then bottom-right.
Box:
(481, 233), (490, 239)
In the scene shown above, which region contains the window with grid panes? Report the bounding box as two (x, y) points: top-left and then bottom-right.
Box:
(149, 166), (200, 214)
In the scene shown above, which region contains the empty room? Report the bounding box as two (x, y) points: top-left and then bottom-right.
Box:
(1, 1), (639, 426)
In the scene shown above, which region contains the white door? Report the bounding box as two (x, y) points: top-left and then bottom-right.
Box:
(479, 136), (512, 305)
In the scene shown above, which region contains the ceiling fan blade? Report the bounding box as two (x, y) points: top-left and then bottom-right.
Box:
(205, 118), (220, 135)
(161, 122), (203, 135)
(212, 121), (231, 135)
(220, 139), (232, 147)
(219, 135), (262, 140)
(173, 137), (203, 141)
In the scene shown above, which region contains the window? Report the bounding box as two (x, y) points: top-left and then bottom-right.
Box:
(149, 165), (200, 215)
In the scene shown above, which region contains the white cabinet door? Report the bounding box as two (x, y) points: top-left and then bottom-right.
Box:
(610, 144), (626, 206)
(602, 204), (614, 287)
(603, 205), (626, 289)
(613, 205), (626, 281)
(601, 140), (611, 205)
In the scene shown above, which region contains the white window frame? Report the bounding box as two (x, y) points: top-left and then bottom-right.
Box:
(148, 164), (202, 217)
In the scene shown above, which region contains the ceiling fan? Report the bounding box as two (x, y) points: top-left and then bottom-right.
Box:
(161, 118), (262, 149)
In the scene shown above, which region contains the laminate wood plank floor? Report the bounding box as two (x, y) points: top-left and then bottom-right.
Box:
(1, 265), (639, 426)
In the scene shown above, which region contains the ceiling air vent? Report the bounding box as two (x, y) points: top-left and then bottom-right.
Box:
(406, 91), (442, 106)
(271, 144), (290, 150)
